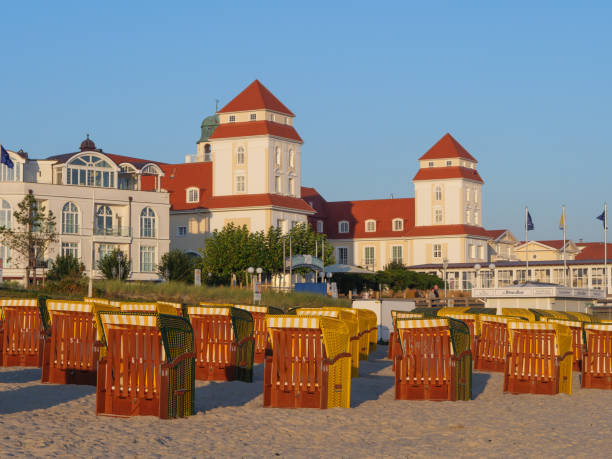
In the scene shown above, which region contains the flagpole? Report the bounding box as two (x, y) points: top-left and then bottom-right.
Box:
(605, 202), (608, 297)
(562, 205), (567, 287)
(525, 206), (529, 282)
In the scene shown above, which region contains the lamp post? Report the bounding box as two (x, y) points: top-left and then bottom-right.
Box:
(474, 263), (481, 289)
(117, 251), (123, 281)
(489, 263), (496, 288)
(256, 267), (263, 283)
(247, 266), (254, 288)
(442, 258), (448, 299)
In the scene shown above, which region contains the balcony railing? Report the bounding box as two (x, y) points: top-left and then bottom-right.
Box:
(94, 226), (131, 237)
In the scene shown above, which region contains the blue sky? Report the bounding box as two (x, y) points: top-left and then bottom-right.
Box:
(1, 1), (610, 241)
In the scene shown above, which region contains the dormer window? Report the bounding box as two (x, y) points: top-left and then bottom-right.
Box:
(186, 187), (199, 203)
(250, 113), (256, 121)
(365, 219), (376, 232)
(428, 161), (434, 167)
(339, 221), (349, 234)
(229, 115), (236, 123)
(392, 218), (403, 231)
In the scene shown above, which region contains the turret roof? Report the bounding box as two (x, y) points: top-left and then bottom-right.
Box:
(218, 80), (295, 116)
(419, 133), (477, 162)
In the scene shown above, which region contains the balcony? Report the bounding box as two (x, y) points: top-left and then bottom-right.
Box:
(94, 226), (131, 237)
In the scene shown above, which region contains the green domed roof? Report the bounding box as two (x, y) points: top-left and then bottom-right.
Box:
(198, 114), (219, 143)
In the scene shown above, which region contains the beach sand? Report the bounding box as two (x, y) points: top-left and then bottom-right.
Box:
(1, 346), (612, 458)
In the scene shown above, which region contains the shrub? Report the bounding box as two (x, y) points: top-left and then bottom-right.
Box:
(97, 249), (131, 280)
(157, 249), (198, 283)
(47, 254), (86, 281)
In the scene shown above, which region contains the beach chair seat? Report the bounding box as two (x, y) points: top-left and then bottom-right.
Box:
(504, 322), (573, 395)
(96, 311), (195, 419)
(581, 324), (612, 390)
(324, 308), (370, 360)
(0, 298), (44, 367)
(296, 308), (360, 377)
(187, 306), (255, 382)
(394, 318), (472, 401)
(474, 315), (526, 372)
(40, 300), (118, 385)
(388, 311), (423, 370)
(264, 316), (351, 408)
(234, 304), (283, 364)
(544, 318), (584, 371)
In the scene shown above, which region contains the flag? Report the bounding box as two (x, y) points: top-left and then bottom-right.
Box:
(559, 208), (566, 231)
(597, 209), (607, 228)
(527, 211), (534, 231)
(0, 144), (13, 169)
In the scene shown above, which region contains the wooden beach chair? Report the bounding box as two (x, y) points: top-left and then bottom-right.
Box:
(474, 315), (526, 372)
(324, 308), (370, 360)
(0, 298), (44, 367)
(440, 312), (478, 355)
(41, 300), (118, 385)
(504, 322), (573, 395)
(394, 318), (472, 401)
(186, 306), (255, 382)
(96, 311), (195, 419)
(388, 311), (423, 370)
(118, 301), (180, 316)
(296, 308), (360, 377)
(264, 315), (351, 408)
(502, 308), (537, 322)
(543, 318), (584, 371)
(234, 304), (284, 364)
(581, 324), (612, 390)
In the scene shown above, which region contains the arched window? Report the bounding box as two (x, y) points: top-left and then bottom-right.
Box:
(365, 219), (376, 232)
(339, 220), (349, 233)
(236, 146), (245, 165)
(204, 144), (211, 162)
(96, 205), (113, 235)
(62, 202), (79, 234)
(67, 153), (116, 188)
(289, 149), (295, 168)
(275, 146), (281, 166)
(140, 207), (156, 238)
(0, 199), (11, 229)
(434, 185), (442, 201)
(186, 187), (199, 203)
(392, 218), (403, 231)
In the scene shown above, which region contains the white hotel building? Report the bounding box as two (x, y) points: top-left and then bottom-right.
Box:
(0, 136), (170, 282)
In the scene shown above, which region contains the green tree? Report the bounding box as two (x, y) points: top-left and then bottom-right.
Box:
(97, 249), (131, 280)
(0, 193), (58, 287)
(157, 249), (197, 283)
(199, 223), (252, 285)
(47, 253), (85, 281)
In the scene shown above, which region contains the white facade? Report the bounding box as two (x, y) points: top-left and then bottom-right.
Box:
(0, 145), (170, 283)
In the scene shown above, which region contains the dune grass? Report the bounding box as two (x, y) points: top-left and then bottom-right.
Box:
(0, 280), (350, 312)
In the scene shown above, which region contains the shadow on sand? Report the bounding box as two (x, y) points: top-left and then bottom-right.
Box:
(0, 368), (41, 384)
(0, 384), (95, 414)
(194, 363), (264, 412)
(350, 346), (395, 407)
(471, 372), (491, 399)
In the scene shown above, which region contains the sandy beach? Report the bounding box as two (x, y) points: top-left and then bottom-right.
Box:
(1, 345), (612, 458)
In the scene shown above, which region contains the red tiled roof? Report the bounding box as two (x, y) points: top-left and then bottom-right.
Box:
(575, 242), (612, 261)
(209, 121), (303, 143)
(413, 166), (484, 183)
(218, 80), (295, 116)
(161, 163), (312, 212)
(324, 198), (415, 239)
(301, 187), (328, 219)
(160, 162), (213, 211)
(200, 194), (314, 212)
(483, 229), (508, 240)
(406, 225), (490, 238)
(419, 133), (477, 162)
